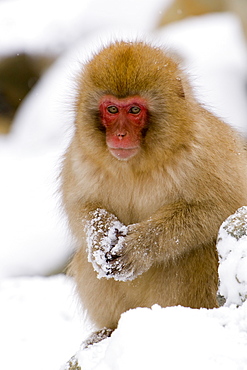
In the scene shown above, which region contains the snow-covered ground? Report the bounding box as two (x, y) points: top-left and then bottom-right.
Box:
(0, 275), (88, 370)
(73, 303), (247, 370)
(1, 0), (247, 369)
(1, 265), (247, 370)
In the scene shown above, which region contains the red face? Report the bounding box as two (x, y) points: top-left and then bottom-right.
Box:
(99, 95), (148, 160)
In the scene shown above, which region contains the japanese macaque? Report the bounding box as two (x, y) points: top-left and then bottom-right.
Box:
(61, 41), (247, 338)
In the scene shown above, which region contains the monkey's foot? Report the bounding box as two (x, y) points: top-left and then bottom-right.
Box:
(62, 328), (113, 369)
(81, 327), (113, 349)
(63, 355), (81, 370)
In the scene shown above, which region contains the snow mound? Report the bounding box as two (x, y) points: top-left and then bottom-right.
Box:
(63, 303), (247, 370)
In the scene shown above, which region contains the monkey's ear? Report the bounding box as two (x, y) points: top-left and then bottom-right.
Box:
(176, 76), (185, 99)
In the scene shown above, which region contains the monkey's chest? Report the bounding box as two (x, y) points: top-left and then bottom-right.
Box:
(101, 174), (172, 224)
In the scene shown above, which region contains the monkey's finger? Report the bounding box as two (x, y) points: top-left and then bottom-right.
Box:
(105, 251), (121, 263)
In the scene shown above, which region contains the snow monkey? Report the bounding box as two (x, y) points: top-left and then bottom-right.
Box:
(61, 41), (247, 342)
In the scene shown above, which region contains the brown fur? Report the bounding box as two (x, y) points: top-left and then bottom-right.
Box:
(61, 41), (247, 330)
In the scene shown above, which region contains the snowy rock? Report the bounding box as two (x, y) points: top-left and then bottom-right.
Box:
(219, 206), (247, 241)
(217, 206), (247, 306)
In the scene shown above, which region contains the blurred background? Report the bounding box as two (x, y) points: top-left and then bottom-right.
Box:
(0, 0), (247, 279)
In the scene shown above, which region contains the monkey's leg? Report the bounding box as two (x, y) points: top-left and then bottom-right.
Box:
(81, 327), (113, 349)
(63, 329), (113, 370)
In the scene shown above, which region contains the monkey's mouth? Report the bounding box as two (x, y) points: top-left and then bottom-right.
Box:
(108, 147), (139, 160)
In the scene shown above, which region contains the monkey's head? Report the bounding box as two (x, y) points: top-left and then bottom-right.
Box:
(75, 41), (193, 163)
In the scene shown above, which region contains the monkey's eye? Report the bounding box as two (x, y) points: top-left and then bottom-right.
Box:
(107, 106), (119, 114)
(129, 106), (141, 114)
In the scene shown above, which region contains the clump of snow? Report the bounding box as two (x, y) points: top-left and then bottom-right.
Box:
(86, 208), (128, 280)
(217, 206), (247, 306)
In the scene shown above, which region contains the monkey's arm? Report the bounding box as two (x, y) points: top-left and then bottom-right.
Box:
(86, 200), (224, 281)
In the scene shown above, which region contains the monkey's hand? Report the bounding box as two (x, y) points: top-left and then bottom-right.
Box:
(105, 223), (155, 281)
(85, 210), (154, 281)
(85, 208), (128, 279)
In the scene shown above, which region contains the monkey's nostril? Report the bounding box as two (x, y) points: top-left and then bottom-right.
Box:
(117, 135), (126, 140)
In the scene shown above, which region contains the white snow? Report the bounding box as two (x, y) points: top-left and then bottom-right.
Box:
(74, 304), (247, 370)
(1, 0), (247, 368)
(1, 273), (247, 370)
(0, 0), (166, 57)
(0, 275), (91, 370)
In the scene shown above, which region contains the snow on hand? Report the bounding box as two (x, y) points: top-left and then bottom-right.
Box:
(86, 208), (128, 280)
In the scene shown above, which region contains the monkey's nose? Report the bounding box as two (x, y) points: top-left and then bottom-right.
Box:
(117, 132), (127, 138)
